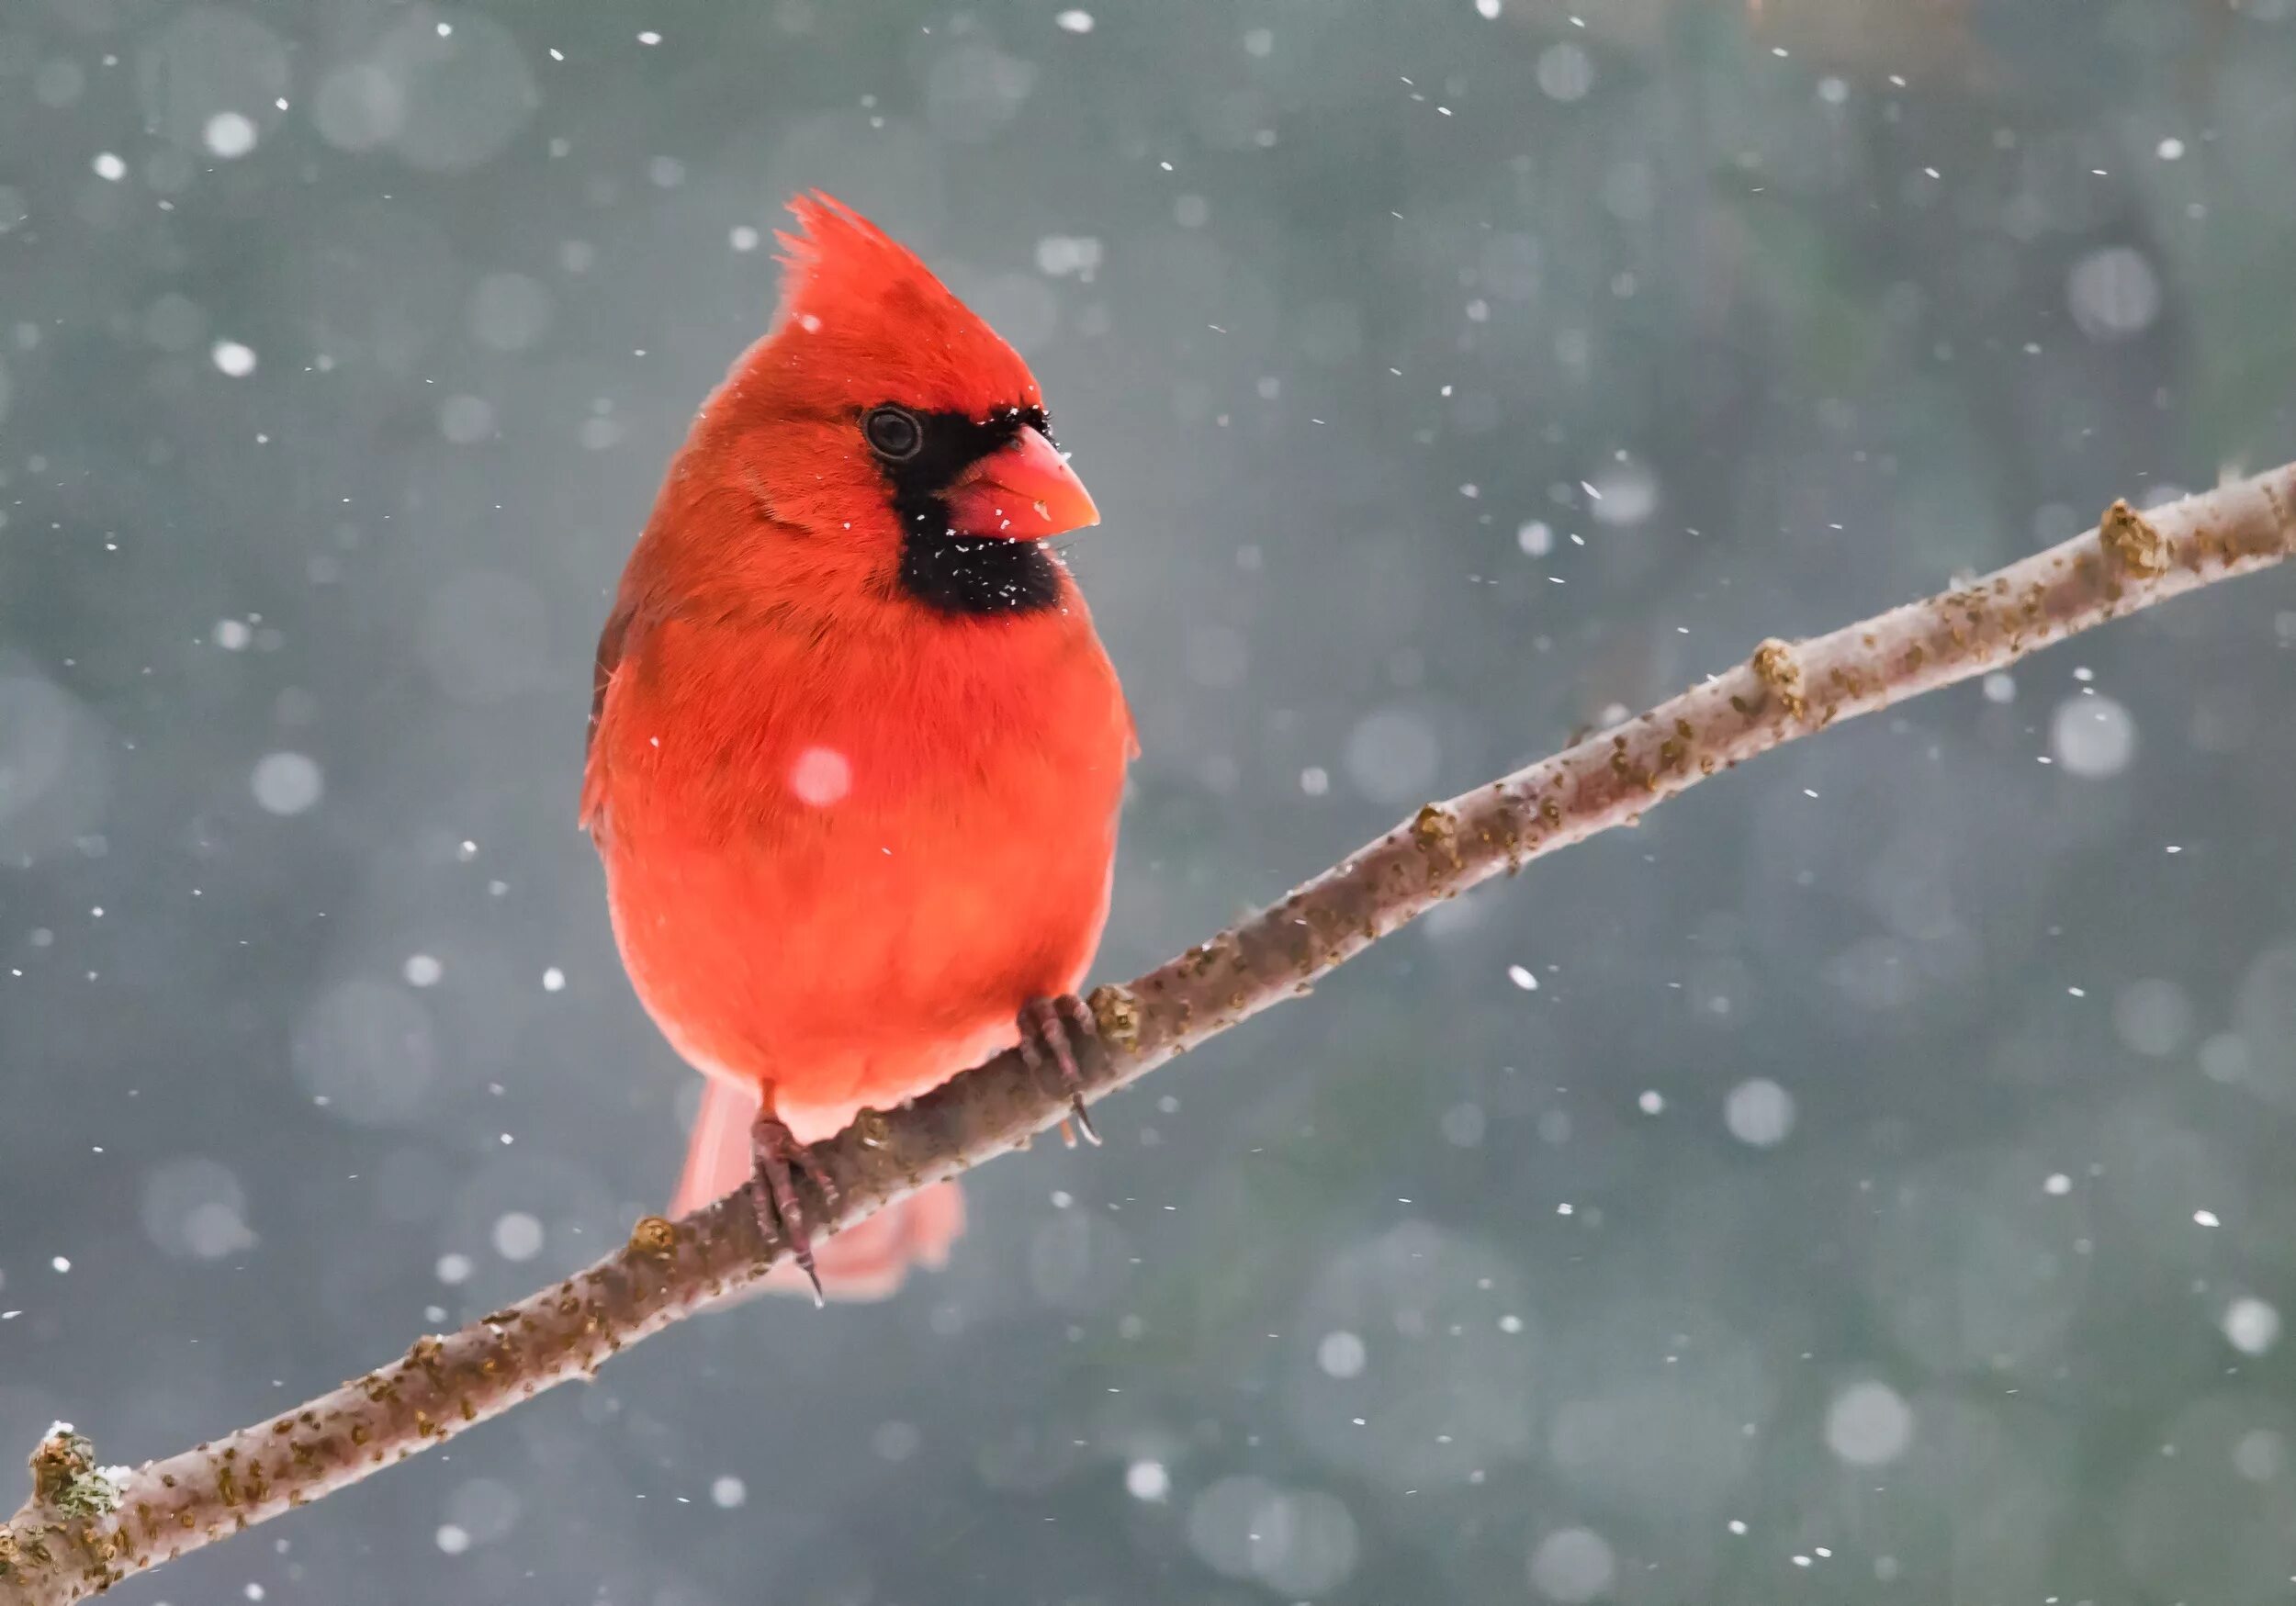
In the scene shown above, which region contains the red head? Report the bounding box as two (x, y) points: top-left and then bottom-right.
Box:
(652, 193), (1097, 620)
(770, 193), (1041, 424)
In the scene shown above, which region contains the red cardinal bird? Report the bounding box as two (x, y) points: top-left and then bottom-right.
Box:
(581, 195), (1133, 1300)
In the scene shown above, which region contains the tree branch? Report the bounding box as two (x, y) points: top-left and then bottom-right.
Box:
(7, 465), (2292, 1605)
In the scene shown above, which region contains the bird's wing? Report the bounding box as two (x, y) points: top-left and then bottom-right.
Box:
(579, 596), (637, 836)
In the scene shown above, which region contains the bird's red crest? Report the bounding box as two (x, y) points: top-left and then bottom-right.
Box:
(764, 192), (1041, 417)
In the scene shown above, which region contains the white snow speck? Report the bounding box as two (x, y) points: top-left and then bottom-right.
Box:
(1723, 1078), (1795, 1147)
(2068, 247), (2161, 341)
(2051, 694), (2135, 777)
(790, 746), (852, 807)
(93, 152), (126, 181)
(1317, 1330), (1367, 1377)
(212, 340), (257, 377)
(491, 1212), (543, 1261)
(1536, 42), (1593, 101)
(2224, 1297), (2280, 1355)
(1824, 1381), (1913, 1466)
(204, 112), (258, 158)
(251, 751), (321, 814)
(1529, 1527), (1615, 1602)
(1035, 235), (1104, 279)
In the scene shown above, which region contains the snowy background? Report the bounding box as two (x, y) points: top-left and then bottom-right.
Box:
(6, 0), (2296, 1601)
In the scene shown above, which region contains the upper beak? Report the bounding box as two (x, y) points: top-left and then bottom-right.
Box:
(945, 427), (1100, 540)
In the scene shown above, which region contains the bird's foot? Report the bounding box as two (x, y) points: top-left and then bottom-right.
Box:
(750, 1114), (838, 1307)
(1017, 994), (1103, 1147)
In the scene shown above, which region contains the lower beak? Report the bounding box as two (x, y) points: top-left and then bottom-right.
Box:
(945, 428), (1100, 540)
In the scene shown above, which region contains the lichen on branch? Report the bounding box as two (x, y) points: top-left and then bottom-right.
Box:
(6, 464), (2293, 1606)
(24, 1433), (118, 1525)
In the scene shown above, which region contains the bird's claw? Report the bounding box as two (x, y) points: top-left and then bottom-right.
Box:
(1017, 994), (1103, 1147)
(750, 1114), (838, 1306)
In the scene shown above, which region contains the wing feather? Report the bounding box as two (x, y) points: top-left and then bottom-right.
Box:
(579, 598), (636, 835)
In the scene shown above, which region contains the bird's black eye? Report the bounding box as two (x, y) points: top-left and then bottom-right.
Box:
(863, 405), (923, 460)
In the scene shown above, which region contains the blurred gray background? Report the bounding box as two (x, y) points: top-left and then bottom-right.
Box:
(6, 0), (2296, 1601)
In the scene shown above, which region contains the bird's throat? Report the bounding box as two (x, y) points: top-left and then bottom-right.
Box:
(896, 521), (1064, 616)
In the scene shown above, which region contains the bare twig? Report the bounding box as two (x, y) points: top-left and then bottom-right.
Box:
(6, 466), (2291, 1605)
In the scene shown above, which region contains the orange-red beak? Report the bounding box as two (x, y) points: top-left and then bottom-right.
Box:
(945, 428), (1099, 540)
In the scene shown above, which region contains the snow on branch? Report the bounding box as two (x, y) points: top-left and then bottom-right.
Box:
(6, 465), (2291, 1606)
